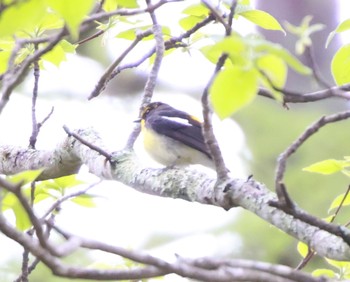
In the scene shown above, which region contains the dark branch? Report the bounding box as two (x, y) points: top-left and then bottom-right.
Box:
(275, 110), (350, 188)
(258, 83), (350, 104)
(200, 0), (236, 181)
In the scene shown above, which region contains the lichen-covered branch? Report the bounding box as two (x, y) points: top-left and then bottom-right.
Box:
(1, 127), (349, 261)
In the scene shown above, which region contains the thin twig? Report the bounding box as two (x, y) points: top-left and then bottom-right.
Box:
(40, 182), (99, 220)
(201, 54), (229, 181)
(2, 181), (51, 250)
(125, 0), (165, 149)
(0, 28), (66, 114)
(329, 184), (350, 224)
(18, 247), (30, 282)
(76, 30), (104, 45)
(84, 0), (182, 24)
(304, 46), (331, 89)
(95, 0), (106, 13)
(108, 14), (215, 83)
(29, 44), (40, 149)
(275, 110), (350, 190)
(201, 0), (230, 32)
(200, 1), (236, 181)
(296, 185), (350, 270)
(89, 29), (153, 100)
(14, 183), (98, 282)
(269, 197), (350, 246)
(63, 125), (111, 160)
(295, 249), (315, 271)
(258, 83), (350, 104)
(141, 0), (164, 106)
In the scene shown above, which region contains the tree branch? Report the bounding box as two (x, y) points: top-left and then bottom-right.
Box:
(0, 28), (66, 114)
(200, 1), (236, 181)
(0, 177), (327, 281)
(83, 0), (182, 24)
(275, 110), (350, 189)
(89, 29), (153, 100)
(1, 127), (350, 261)
(258, 83), (350, 104)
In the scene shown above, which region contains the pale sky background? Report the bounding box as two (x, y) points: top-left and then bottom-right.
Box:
(1, 1), (350, 280)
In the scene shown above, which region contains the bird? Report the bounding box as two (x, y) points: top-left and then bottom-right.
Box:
(137, 101), (215, 169)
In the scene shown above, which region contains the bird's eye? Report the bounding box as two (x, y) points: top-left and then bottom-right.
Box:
(142, 107), (150, 118)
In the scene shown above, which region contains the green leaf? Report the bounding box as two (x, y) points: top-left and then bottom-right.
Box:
(200, 35), (245, 65)
(45, 0), (95, 39)
(182, 3), (208, 17)
(0, 0), (47, 38)
(331, 44), (350, 85)
(179, 15), (204, 31)
(297, 241), (309, 258)
(103, 0), (118, 11)
(214, 36), (246, 58)
(42, 43), (66, 66)
(325, 258), (350, 270)
(116, 25), (171, 41)
(328, 192), (350, 212)
(7, 169), (44, 185)
(0, 43), (12, 74)
(103, 0), (139, 11)
(33, 181), (61, 201)
(302, 159), (349, 175)
(238, 0), (250, 5)
(42, 39), (76, 66)
(13, 203), (32, 231)
(1, 193), (17, 211)
(179, 3), (208, 31)
(210, 66), (258, 119)
(254, 42), (311, 75)
(53, 174), (85, 190)
(16, 44), (35, 65)
(117, 0), (138, 8)
(71, 194), (96, 208)
(60, 39), (77, 53)
(312, 269), (336, 278)
(326, 19), (350, 48)
(33, 191), (54, 203)
(334, 19), (350, 33)
(37, 12), (64, 35)
(256, 54), (287, 89)
(1, 190), (32, 230)
(239, 10), (285, 34)
(323, 215), (334, 223)
(103, 0), (138, 10)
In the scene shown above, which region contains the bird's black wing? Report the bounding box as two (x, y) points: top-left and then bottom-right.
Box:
(148, 115), (212, 159)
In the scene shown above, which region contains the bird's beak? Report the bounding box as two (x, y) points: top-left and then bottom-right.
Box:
(134, 118), (141, 123)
